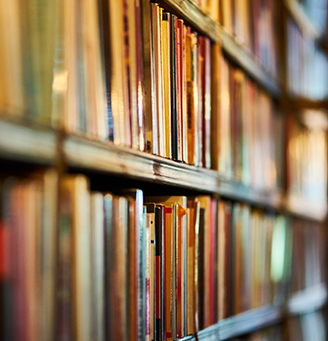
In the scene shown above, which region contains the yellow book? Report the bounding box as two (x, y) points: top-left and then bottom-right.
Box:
(0, 0), (24, 116)
(162, 12), (172, 159)
(221, 0), (233, 34)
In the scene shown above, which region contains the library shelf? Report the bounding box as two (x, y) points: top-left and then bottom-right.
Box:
(64, 134), (220, 193)
(159, 0), (219, 41)
(221, 30), (281, 98)
(219, 177), (283, 210)
(287, 283), (328, 316)
(0, 118), (57, 165)
(284, 0), (321, 40)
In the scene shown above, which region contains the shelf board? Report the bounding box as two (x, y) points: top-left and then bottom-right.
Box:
(160, 0), (219, 42)
(284, 195), (328, 222)
(219, 305), (283, 340)
(285, 0), (321, 40)
(0, 118), (57, 165)
(221, 30), (281, 98)
(219, 177), (283, 210)
(64, 135), (220, 193)
(0, 119), (325, 221)
(287, 283), (328, 316)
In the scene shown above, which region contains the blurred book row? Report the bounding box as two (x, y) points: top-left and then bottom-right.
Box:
(287, 17), (328, 100)
(1, 170), (326, 340)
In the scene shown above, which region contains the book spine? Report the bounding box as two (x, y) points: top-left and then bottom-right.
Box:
(181, 24), (188, 164)
(137, 193), (146, 341)
(145, 212), (151, 341)
(141, 0), (157, 154)
(135, 0), (145, 151)
(203, 38), (211, 169)
(176, 19), (183, 162)
(162, 12), (172, 159)
(155, 205), (163, 341)
(152, 4), (164, 157)
(170, 15), (178, 161)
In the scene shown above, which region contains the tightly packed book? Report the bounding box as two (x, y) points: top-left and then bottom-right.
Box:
(212, 56), (284, 190)
(2, 172), (326, 340)
(287, 17), (328, 100)
(286, 113), (328, 218)
(220, 0), (277, 75)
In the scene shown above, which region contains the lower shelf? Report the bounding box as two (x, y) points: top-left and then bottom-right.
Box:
(178, 284), (328, 341)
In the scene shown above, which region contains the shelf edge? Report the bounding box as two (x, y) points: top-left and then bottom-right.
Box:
(221, 30), (281, 98)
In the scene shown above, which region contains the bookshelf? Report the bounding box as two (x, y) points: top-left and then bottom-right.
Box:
(0, 0), (327, 340)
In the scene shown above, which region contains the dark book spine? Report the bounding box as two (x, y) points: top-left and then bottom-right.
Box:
(198, 208), (205, 330)
(57, 183), (73, 341)
(99, 0), (113, 140)
(135, 0), (146, 151)
(155, 205), (162, 341)
(0, 181), (13, 341)
(170, 15), (178, 160)
(104, 195), (112, 341)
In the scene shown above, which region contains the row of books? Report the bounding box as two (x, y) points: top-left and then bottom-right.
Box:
(0, 0), (213, 169)
(213, 56), (283, 190)
(289, 218), (326, 294)
(220, 202), (288, 318)
(4, 170), (326, 340)
(287, 17), (328, 100)
(286, 115), (328, 207)
(220, 0), (277, 75)
(144, 3), (212, 167)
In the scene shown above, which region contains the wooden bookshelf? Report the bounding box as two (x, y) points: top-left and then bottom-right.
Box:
(0, 0), (327, 339)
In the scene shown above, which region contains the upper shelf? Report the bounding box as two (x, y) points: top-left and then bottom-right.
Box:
(285, 0), (321, 40)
